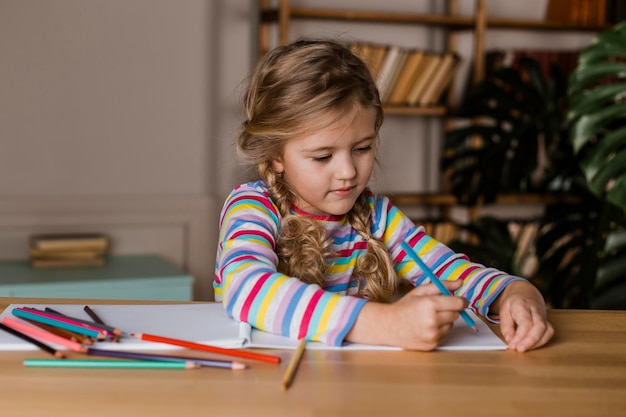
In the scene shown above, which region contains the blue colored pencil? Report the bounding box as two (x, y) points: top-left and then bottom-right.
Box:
(23, 359), (199, 369)
(400, 241), (478, 332)
(11, 308), (107, 339)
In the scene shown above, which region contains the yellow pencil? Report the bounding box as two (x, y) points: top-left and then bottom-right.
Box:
(281, 338), (306, 391)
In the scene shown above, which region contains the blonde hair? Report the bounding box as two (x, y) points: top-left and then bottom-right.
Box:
(237, 39), (397, 302)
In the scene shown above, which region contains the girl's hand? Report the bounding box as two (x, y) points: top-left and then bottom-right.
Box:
(347, 280), (468, 351)
(491, 280), (554, 352)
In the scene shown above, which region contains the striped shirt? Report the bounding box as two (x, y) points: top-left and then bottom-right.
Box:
(214, 180), (522, 346)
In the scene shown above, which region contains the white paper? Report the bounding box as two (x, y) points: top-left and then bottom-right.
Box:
(0, 303), (507, 351)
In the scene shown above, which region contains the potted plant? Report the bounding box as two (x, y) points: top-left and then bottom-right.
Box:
(444, 22), (626, 309)
(536, 21), (626, 309)
(442, 55), (569, 205)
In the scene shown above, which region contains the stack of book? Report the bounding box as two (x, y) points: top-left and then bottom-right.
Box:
(29, 233), (110, 268)
(348, 42), (460, 108)
(545, 0), (611, 26)
(484, 48), (580, 82)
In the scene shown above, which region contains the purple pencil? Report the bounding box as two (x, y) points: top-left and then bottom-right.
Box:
(85, 347), (248, 370)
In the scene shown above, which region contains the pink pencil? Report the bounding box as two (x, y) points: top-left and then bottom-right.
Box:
(1, 317), (86, 353)
(15, 307), (114, 339)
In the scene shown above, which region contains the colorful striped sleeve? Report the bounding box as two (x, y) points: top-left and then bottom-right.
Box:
(370, 194), (524, 321)
(214, 182), (366, 346)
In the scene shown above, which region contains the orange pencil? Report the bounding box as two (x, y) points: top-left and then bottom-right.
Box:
(1, 317), (86, 353)
(131, 332), (281, 364)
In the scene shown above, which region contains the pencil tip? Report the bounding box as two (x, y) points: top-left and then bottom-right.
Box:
(232, 362), (248, 370)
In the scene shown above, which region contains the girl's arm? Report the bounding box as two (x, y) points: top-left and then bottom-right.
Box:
(372, 195), (553, 351)
(346, 280), (468, 350)
(214, 183), (366, 346)
(374, 196), (522, 320)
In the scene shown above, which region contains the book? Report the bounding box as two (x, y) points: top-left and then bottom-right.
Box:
(375, 46), (402, 101)
(30, 233), (109, 252)
(405, 53), (442, 106)
(484, 49), (579, 84)
(0, 303), (508, 352)
(545, 0), (606, 25)
(349, 42), (388, 80)
(29, 233), (110, 268)
(379, 48), (409, 103)
(29, 258), (106, 268)
(417, 52), (460, 106)
(29, 248), (106, 260)
(386, 49), (425, 105)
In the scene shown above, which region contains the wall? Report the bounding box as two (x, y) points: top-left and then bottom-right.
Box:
(0, 0), (597, 299)
(0, 0), (254, 300)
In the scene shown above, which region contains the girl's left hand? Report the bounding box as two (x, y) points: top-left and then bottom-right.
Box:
(492, 280), (555, 352)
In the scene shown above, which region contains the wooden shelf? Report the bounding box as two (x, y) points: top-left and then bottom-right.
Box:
(260, 7), (609, 33)
(387, 192), (580, 207)
(261, 7), (474, 28)
(486, 17), (609, 32)
(384, 105), (447, 116)
(259, 1), (595, 222)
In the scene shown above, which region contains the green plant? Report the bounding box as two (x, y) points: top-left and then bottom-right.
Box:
(536, 21), (626, 309)
(442, 22), (626, 309)
(442, 56), (569, 205)
(447, 217), (518, 274)
(568, 21), (626, 211)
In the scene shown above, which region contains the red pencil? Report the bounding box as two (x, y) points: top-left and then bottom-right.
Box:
(131, 332), (281, 364)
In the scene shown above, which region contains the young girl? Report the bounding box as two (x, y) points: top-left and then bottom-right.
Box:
(214, 38), (553, 352)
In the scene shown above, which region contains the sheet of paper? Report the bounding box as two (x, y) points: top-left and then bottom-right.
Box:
(249, 309), (507, 351)
(0, 303), (507, 351)
(0, 303), (245, 351)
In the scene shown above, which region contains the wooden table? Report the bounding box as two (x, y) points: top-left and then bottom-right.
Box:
(1, 298), (625, 417)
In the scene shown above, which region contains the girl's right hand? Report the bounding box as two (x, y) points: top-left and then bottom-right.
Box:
(346, 280), (468, 351)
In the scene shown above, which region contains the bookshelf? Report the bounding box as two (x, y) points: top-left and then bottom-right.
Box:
(257, 0), (606, 226)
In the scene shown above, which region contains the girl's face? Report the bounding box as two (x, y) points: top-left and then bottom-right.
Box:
(272, 105), (377, 217)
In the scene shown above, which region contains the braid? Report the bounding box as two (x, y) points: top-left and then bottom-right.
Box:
(347, 193), (398, 302)
(262, 163), (332, 286)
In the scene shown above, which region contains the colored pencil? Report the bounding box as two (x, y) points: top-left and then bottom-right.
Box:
(281, 338), (306, 391)
(23, 359), (200, 369)
(44, 306), (122, 336)
(21, 318), (94, 345)
(1, 317), (86, 353)
(82, 305), (105, 325)
(84, 347), (248, 370)
(400, 241), (478, 332)
(82, 305), (122, 342)
(20, 307), (116, 338)
(11, 308), (109, 339)
(0, 322), (65, 358)
(131, 332), (281, 364)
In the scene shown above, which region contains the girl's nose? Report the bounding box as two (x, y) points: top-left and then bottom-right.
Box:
(336, 156), (357, 180)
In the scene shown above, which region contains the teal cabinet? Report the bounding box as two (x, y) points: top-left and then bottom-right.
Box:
(0, 255), (193, 300)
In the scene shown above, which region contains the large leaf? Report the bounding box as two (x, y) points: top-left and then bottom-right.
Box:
(447, 217), (519, 274)
(568, 22), (626, 212)
(443, 57), (568, 205)
(536, 179), (626, 308)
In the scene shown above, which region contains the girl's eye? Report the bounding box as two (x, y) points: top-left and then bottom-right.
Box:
(313, 155), (331, 162)
(355, 145), (373, 153)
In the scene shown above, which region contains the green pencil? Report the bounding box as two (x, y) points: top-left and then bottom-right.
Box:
(23, 359), (200, 369)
